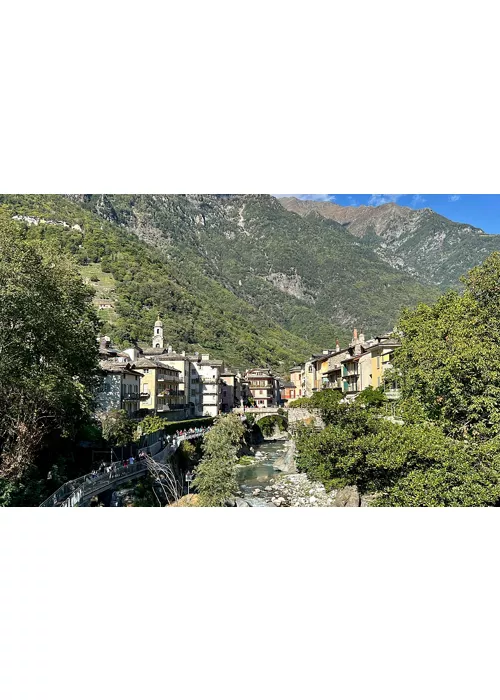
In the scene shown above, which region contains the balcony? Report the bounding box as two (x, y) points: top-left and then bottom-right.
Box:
(342, 368), (359, 377)
(201, 377), (219, 384)
(139, 391), (150, 400)
(158, 376), (181, 383)
(122, 392), (140, 401)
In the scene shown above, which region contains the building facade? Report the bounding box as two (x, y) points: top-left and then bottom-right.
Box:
(133, 357), (183, 416)
(96, 361), (142, 417)
(190, 354), (223, 417)
(245, 368), (280, 407)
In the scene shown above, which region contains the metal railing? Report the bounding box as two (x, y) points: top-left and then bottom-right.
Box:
(40, 429), (210, 507)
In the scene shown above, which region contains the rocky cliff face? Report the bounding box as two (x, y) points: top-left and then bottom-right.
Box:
(279, 197), (500, 288)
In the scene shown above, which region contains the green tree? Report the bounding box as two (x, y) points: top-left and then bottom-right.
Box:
(0, 212), (100, 490)
(355, 386), (387, 410)
(394, 253), (500, 439)
(139, 415), (166, 435)
(193, 413), (246, 506)
(100, 410), (135, 447)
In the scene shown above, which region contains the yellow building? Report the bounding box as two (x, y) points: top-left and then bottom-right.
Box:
(289, 365), (304, 397)
(134, 358), (182, 415)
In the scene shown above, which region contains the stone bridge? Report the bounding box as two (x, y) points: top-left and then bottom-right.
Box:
(234, 407), (281, 421)
(39, 430), (209, 507)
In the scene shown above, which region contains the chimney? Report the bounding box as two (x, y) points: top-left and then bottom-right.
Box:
(202, 353), (210, 361)
(123, 347), (138, 362)
(181, 350), (186, 356)
(359, 331), (365, 344)
(353, 328), (358, 341)
(167, 345), (173, 353)
(335, 339), (340, 353)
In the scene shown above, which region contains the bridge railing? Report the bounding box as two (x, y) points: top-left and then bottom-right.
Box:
(40, 428), (210, 507)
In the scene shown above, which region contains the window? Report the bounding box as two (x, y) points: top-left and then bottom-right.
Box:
(376, 356), (380, 369)
(156, 328), (160, 334)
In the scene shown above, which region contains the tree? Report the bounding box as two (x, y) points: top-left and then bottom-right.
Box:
(139, 414), (166, 435)
(394, 254), (500, 440)
(193, 413), (246, 506)
(100, 410), (135, 447)
(355, 386), (387, 410)
(0, 212), (100, 490)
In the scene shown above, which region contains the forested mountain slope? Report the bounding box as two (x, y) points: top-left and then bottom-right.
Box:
(1, 193), (454, 369)
(76, 193), (439, 340)
(279, 197), (500, 287)
(0, 195), (315, 370)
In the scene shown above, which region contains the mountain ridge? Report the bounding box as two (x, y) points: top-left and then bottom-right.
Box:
(278, 196), (500, 286)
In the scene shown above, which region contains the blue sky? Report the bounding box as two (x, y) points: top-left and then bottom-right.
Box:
(274, 194), (500, 234)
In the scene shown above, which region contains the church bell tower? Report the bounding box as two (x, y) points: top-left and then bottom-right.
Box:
(152, 315), (164, 349)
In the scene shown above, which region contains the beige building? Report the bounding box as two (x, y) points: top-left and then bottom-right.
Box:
(220, 370), (245, 412)
(245, 368), (280, 407)
(289, 365), (304, 398)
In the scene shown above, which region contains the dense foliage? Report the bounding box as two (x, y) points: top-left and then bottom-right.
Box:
(0, 212), (100, 504)
(193, 413), (246, 506)
(295, 254), (500, 506)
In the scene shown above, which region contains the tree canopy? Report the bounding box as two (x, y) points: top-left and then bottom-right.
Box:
(193, 413), (246, 506)
(0, 212), (100, 497)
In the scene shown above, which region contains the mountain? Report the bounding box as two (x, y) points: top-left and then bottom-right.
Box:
(0, 194), (316, 370)
(1, 193), (475, 371)
(76, 193), (439, 340)
(279, 197), (500, 287)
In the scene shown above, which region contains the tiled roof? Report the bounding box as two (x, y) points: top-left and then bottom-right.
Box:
(99, 361), (142, 376)
(133, 357), (181, 371)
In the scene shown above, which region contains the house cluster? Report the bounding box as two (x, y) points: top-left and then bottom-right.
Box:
(282, 328), (401, 404)
(95, 317), (284, 419)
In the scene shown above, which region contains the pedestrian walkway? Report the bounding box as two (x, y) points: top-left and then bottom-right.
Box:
(40, 428), (209, 507)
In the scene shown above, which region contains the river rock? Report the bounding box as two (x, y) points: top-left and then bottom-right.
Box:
(252, 488), (261, 495)
(333, 485), (360, 507)
(224, 498), (237, 507)
(234, 497), (250, 507)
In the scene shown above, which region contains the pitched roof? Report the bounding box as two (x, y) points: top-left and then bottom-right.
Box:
(99, 361), (142, 376)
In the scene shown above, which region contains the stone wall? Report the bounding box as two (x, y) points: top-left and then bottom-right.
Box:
(288, 407), (325, 431)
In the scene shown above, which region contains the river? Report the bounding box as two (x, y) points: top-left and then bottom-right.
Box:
(236, 440), (287, 503)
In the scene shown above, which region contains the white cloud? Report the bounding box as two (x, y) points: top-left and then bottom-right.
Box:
(411, 194), (426, 207)
(449, 194), (461, 202)
(273, 194), (336, 202)
(347, 196), (358, 206)
(368, 194), (404, 206)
